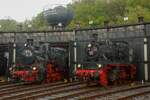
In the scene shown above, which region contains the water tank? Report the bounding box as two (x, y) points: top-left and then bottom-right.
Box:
(43, 6), (73, 27)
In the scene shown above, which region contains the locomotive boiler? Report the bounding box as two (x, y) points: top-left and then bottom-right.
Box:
(10, 39), (68, 83)
(75, 39), (136, 86)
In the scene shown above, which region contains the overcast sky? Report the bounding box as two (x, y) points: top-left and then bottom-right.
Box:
(0, 0), (72, 22)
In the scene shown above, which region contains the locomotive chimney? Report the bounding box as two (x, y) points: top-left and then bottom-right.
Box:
(138, 16), (144, 23)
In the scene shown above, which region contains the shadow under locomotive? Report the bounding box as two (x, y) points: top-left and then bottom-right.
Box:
(75, 39), (136, 86)
(9, 39), (69, 83)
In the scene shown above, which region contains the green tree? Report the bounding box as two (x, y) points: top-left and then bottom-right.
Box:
(31, 12), (49, 31)
(103, 0), (127, 24)
(21, 19), (32, 31)
(69, 0), (150, 28)
(0, 19), (18, 31)
(69, 0), (99, 28)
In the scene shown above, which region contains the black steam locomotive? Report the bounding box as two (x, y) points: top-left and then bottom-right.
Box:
(75, 39), (136, 86)
(9, 37), (136, 86)
(10, 39), (68, 83)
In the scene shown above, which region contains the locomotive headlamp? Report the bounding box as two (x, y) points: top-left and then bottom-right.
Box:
(24, 43), (27, 47)
(97, 64), (102, 68)
(88, 43), (92, 48)
(9, 67), (13, 71)
(77, 64), (81, 68)
(32, 67), (37, 71)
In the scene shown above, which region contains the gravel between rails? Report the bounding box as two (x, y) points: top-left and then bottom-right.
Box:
(0, 81), (82, 100)
(118, 88), (150, 100)
(81, 83), (150, 100)
(0, 82), (9, 86)
(0, 82), (27, 89)
(1, 81), (150, 100)
(0, 81), (64, 97)
(96, 86), (150, 100)
(16, 82), (87, 100)
(127, 93), (150, 100)
(39, 84), (99, 100)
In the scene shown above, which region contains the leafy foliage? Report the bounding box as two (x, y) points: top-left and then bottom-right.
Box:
(31, 12), (49, 31)
(69, 0), (150, 28)
(22, 12), (49, 31)
(0, 19), (17, 31)
(0, 0), (149, 31)
(0, 12), (49, 31)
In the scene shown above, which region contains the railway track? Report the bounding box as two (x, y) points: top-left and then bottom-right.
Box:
(53, 84), (132, 100)
(0, 81), (83, 100)
(78, 83), (150, 100)
(118, 88), (150, 100)
(37, 82), (150, 100)
(0, 82), (9, 85)
(0, 82), (29, 89)
(0, 81), (63, 97)
(122, 92), (150, 100)
(0, 81), (150, 100)
(38, 83), (100, 100)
